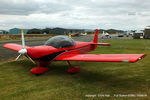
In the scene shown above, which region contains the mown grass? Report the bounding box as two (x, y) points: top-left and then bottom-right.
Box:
(0, 39), (150, 100)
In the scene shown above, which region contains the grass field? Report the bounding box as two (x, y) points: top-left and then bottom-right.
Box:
(0, 39), (150, 100)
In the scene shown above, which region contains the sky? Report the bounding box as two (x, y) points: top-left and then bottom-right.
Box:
(0, 0), (150, 30)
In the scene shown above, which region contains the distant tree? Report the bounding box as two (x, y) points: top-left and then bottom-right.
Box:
(42, 28), (51, 34)
(27, 28), (42, 34)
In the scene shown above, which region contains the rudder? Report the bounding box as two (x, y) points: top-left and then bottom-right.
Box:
(92, 29), (99, 43)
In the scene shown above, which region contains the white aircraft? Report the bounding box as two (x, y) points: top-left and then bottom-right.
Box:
(102, 31), (111, 38)
(80, 32), (87, 36)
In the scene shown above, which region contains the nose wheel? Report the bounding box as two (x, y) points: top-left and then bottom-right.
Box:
(67, 61), (80, 74)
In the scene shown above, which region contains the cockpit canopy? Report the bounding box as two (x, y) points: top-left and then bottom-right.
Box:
(44, 35), (76, 48)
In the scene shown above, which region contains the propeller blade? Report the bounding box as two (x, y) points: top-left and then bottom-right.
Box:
(21, 29), (25, 49)
(15, 54), (22, 61)
(26, 54), (36, 64)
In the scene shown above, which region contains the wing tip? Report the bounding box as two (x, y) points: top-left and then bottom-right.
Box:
(3, 43), (12, 48)
(129, 54), (146, 63)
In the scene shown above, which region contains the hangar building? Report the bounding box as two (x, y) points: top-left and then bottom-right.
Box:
(9, 28), (28, 34)
(144, 26), (150, 39)
(133, 30), (144, 39)
(0, 30), (8, 34)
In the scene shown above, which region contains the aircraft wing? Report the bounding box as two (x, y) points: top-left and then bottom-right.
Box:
(56, 54), (146, 63)
(91, 43), (111, 46)
(3, 43), (30, 51)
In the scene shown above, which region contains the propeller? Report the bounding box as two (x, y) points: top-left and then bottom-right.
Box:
(15, 29), (36, 64)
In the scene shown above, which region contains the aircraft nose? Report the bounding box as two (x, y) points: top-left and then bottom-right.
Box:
(18, 49), (27, 54)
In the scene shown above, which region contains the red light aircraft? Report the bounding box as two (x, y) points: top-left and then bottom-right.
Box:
(3, 29), (146, 75)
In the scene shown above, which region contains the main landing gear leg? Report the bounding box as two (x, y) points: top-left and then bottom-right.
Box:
(30, 62), (49, 75)
(67, 61), (80, 74)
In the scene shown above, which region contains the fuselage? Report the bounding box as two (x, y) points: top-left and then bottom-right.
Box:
(27, 29), (99, 63)
(27, 40), (96, 62)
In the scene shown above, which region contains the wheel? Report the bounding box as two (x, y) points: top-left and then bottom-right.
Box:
(68, 66), (81, 74)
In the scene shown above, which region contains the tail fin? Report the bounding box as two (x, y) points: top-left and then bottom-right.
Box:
(92, 29), (99, 43)
(103, 31), (105, 35)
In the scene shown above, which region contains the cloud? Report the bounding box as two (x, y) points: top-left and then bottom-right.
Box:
(0, 0), (150, 30)
(0, 0), (73, 15)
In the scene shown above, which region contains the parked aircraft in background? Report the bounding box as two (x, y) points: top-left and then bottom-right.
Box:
(80, 32), (87, 36)
(102, 31), (111, 38)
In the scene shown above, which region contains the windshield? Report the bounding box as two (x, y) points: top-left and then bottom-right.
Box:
(44, 35), (76, 48)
